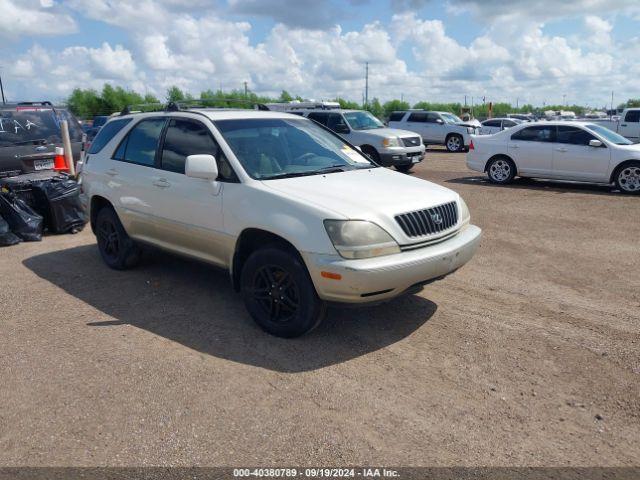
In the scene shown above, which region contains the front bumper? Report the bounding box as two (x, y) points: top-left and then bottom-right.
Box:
(378, 145), (426, 166)
(303, 224), (481, 304)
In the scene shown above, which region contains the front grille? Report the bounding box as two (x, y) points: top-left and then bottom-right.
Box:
(401, 136), (421, 147)
(395, 201), (458, 238)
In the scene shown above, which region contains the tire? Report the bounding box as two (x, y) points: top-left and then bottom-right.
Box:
(445, 134), (464, 152)
(395, 164), (413, 173)
(486, 156), (516, 184)
(240, 247), (326, 338)
(95, 206), (141, 270)
(361, 146), (381, 164)
(614, 162), (640, 194)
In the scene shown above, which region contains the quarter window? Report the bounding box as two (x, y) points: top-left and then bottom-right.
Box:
(114, 118), (165, 166)
(511, 126), (554, 142)
(556, 126), (597, 146)
(426, 113), (441, 123)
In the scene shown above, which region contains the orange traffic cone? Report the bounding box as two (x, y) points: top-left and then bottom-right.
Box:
(53, 147), (68, 172)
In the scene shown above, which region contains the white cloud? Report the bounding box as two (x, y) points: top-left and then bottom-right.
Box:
(2, 0), (639, 108)
(0, 0), (76, 38)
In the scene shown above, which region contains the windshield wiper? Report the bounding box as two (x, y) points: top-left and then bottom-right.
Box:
(261, 165), (347, 180)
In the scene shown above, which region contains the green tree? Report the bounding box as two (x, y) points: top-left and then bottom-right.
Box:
(167, 86), (186, 102)
(279, 90), (293, 102)
(365, 98), (383, 118)
(334, 97), (361, 109)
(382, 99), (410, 118)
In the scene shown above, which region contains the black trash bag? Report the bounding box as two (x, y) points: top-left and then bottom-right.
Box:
(0, 214), (21, 247)
(31, 178), (87, 234)
(0, 193), (44, 241)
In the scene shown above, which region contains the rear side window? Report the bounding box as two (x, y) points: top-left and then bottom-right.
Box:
(114, 118), (165, 166)
(624, 110), (640, 122)
(556, 126), (597, 145)
(503, 120), (517, 128)
(88, 118), (132, 154)
(388, 112), (406, 122)
(326, 114), (348, 131)
(483, 120), (501, 127)
(511, 126), (554, 142)
(407, 112), (427, 122)
(426, 113), (441, 123)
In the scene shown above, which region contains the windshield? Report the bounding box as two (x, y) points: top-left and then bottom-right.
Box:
(0, 108), (82, 147)
(441, 113), (463, 124)
(215, 118), (375, 180)
(586, 124), (633, 145)
(343, 111), (384, 130)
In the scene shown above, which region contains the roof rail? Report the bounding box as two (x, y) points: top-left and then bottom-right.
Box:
(117, 98), (265, 116)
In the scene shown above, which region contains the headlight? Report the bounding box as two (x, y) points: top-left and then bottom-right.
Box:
(324, 220), (400, 259)
(458, 197), (470, 225)
(382, 137), (401, 147)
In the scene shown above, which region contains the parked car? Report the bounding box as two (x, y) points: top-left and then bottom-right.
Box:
(0, 102), (83, 177)
(478, 118), (523, 135)
(388, 111), (479, 152)
(266, 103), (425, 173)
(588, 108), (640, 142)
(466, 121), (640, 194)
(80, 108), (481, 337)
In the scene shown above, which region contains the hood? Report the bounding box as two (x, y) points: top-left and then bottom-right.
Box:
(356, 127), (422, 139)
(261, 167), (458, 221)
(614, 143), (640, 156)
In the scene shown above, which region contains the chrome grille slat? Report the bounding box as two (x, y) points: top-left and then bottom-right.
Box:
(394, 201), (458, 238)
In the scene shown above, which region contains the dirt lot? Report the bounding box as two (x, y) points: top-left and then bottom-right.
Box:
(1, 150), (638, 467)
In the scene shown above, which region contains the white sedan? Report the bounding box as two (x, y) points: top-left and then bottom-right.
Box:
(478, 117), (522, 135)
(466, 121), (640, 194)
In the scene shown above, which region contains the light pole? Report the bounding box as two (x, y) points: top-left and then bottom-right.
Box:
(0, 67), (6, 104)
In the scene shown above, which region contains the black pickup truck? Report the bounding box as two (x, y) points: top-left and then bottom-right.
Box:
(0, 102), (83, 178)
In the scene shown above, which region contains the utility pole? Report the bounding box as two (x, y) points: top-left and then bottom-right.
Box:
(563, 94), (566, 106)
(244, 81), (248, 98)
(611, 90), (614, 116)
(464, 95), (467, 107)
(0, 69), (5, 104)
(516, 97), (519, 109)
(364, 62), (369, 108)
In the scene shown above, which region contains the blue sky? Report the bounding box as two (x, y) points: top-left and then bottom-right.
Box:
(2, 0), (640, 108)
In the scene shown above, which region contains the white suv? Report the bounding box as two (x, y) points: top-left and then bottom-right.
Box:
(80, 107), (481, 337)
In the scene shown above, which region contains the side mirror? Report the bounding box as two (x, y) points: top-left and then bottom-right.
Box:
(334, 124), (350, 134)
(186, 154), (218, 180)
(436, 118), (444, 124)
(589, 139), (603, 148)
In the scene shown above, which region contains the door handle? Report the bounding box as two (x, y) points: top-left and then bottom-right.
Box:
(509, 144), (519, 149)
(106, 168), (118, 176)
(621, 124), (627, 127)
(153, 178), (171, 188)
(555, 147), (568, 152)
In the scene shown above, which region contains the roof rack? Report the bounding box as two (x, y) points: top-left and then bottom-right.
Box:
(262, 101), (341, 112)
(118, 98), (268, 116)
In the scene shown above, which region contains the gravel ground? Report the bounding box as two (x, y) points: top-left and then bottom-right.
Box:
(0, 150), (638, 467)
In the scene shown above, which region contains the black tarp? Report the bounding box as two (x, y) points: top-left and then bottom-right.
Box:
(31, 177), (86, 234)
(0, 193), (43, 241)
(0, 214), (21, 246)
